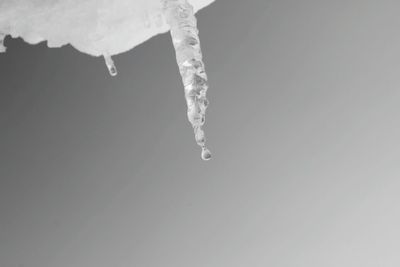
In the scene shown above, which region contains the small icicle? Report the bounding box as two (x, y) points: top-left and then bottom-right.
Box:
(164, 0), (212, 160)
(103, 54), (117, 76)
(0, 33), (6, 53)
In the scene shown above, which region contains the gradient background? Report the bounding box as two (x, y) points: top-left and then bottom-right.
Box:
(1, 0), (400, 266)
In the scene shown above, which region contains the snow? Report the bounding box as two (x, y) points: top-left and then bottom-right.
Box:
(0, 0), (215, 160)
(0, 0), (214, 56)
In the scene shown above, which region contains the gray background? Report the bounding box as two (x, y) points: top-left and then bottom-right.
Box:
(1, 0), (400, 266)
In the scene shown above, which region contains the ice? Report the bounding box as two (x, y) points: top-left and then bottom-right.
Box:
(0, 0), (214, 56)
(103, 54), (118, 76)
(0, 0), (215, 160)
(164, 0), (212, 160)
(201, 147), (212, 161)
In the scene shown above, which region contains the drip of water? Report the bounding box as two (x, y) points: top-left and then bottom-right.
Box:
(104, 54), (118, 76)
(201, 147), (212, 161)
(164, 0), (212, 160)
(0, 33), (6, 53)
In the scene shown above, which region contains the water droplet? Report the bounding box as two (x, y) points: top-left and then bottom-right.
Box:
(108, 65), (117, 76)
(201, 147), (212, 161)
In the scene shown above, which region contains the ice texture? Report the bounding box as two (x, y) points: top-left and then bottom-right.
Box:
(0, 0), (214, 56)
(0, 0), (214, 160)
(164, 0), (211, 160)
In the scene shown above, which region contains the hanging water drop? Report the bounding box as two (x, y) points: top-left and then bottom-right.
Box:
(201, 147), (212, 161)
(164, 0), (212, 160)
(104, 54), (118, 76)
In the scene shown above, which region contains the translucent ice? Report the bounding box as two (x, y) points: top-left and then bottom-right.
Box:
(0, 0), (215, 160)
(164, 0), (212, 160)
(104, 54), (118, 76)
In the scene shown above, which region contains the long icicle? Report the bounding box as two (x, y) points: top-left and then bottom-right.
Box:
(163, 0), (212, 160)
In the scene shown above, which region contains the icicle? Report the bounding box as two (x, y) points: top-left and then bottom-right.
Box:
(164, 0), (212, 161)
(104, 54), (117, 76)
(0, 33), (6, 53)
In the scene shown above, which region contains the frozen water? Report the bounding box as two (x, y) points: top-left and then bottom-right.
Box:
(103, 54), (118, 76)
(0, 0), (215, 160)
(164, 0), (212, 160)
(0, 0), (214, 56)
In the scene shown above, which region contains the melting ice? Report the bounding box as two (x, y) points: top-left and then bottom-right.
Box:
(0, 0), (214, 160)
(164, 0), (212, 160)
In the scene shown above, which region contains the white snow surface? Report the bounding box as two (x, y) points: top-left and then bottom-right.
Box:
(0, 0), (214, 56)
